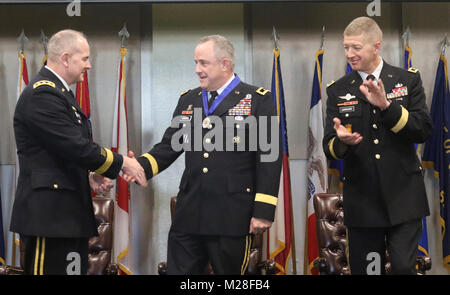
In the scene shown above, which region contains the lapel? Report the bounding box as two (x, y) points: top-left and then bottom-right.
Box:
(194, 89), (204, 109)
(39, 67), (86, 119)
(347, 71), (367, 103)
(209, 82), (246, 117)
(379, 61), (400, 94)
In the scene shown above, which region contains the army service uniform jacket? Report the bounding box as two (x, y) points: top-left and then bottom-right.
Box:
(323, 62), (432, 228)
(137, 81), (282, 236)
(11, 67), (123, 238)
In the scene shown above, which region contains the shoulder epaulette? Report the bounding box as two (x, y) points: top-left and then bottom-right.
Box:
(180, 89), (190, 96)
(327, 80), (335, 87)
(256, 87), (270, 96)
(33, 80), (56, 89)
(408, 67), (419, 74)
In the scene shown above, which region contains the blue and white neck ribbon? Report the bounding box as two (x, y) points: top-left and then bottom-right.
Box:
(202, 75), (241, 116)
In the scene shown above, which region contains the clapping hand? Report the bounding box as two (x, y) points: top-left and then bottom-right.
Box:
(359, 78), (390, 110)
(333, 117), (363, 145)
(89, 172), (114, 195)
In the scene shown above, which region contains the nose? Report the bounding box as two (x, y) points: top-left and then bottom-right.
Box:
(195, 62), (201, 75)
(86, 60), (92, 69)
(346, 48), (356, 59)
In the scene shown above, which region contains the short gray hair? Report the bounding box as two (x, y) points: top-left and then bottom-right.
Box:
(198, 35), (235, 71)
(48, 29), (87, 62)
(344, 17), (383, 44)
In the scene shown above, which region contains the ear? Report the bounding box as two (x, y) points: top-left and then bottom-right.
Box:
(221, 58), (231, 71)
(373, 41), (381, 54)
(61, 52), (71, 67)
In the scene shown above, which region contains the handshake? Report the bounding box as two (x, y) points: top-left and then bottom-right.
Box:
(89, 150), (147, 195)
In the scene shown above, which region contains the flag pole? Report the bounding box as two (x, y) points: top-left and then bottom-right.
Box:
(441, 34), (449, 56)
(307, 26), (327, 275)
(402, 26), (411, 47)
(305, 27), (327, 275)
(320, 25), (325, 50)
(271, 25), (279, 50)
(39, 29), (48, 55)
(39, 29), (49, 66)
(13, 29), (28, 266)
(119, 23), (130, 49)
(113, 23), (132, 274)
(17, 29), (28, 54)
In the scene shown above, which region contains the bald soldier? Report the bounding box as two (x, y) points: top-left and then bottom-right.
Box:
(10, 29), (146, 275)
(323, 17), (432, 274)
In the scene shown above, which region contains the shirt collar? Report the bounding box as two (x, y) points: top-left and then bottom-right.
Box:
(358, 57), (383, 84)
(45, 65), (71, 91)
(215, 73), (235, 96)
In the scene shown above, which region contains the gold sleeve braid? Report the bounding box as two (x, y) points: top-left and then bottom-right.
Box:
(390, 106), (409, 133)
(142, 153), (159, 177)
(94, 148), (114, 175)
(254, 193), (278, 206)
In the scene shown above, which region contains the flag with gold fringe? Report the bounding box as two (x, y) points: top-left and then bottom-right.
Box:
(10, 51), (29, 266)
(306, 49), (327, 274)
(422, 54), (450, 269)
(267, 47), (294, 274)
(404, 44), (430, 258)
(404, 44), (412, 69)
(112, 47), (133, 275)
(76, 72), (91, 119)
(17, 52), (29, 99)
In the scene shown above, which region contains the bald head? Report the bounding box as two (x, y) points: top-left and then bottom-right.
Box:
(48, 30), (87, 63)
(198, 35), (235, 71)
(46, 29), (91, 85)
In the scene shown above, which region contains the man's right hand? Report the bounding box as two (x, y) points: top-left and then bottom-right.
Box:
(122, 151), (148, 187)
(333, 117), (363, 145)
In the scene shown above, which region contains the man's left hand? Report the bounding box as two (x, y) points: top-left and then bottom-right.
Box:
(360, 78), (390, 110)
(249, 217), (272, 235)
(89, 172), (114, 195)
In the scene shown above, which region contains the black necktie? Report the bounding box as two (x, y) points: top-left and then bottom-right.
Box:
(208, 91), (218, 108)
(366, 74), (376, 82)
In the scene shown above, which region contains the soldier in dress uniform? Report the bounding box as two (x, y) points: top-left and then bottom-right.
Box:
(10, 30), (146, 275)
(136, 35), (282, 274)
(323, 17), (433, 274)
